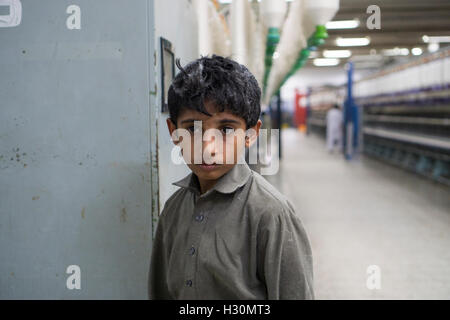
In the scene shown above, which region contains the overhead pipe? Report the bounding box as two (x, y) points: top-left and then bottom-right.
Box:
(303, 0), (339, 44)
(247, 5), (267, 89)
(260, 0), (287, 102)
(231, 0), (248, 65)
(195, 0), (231, 57)
(264, 0), (339, 104)
(210, 0), (232, 56)
(263, 0), (306, 105)
(195, 0), (213, 56)
(274, 30), (332, 94)
(229, 0), (266, 88)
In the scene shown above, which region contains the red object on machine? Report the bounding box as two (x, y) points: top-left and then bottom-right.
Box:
(294, 89), (307, 131)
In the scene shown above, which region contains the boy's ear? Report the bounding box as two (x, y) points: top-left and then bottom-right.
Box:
(166, 118), (179, 145)
(245, 119), (262, 148)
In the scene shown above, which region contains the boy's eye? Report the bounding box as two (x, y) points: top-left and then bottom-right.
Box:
(221, 127), (235, 135)
(187, 126), (201, 133)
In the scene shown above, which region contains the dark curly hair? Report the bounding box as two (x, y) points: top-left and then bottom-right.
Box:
(167, 55), (261, 128)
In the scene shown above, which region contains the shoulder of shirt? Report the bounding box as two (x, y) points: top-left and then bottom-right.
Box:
(159, 187), (189, 221)
(247, 170), (296, 219)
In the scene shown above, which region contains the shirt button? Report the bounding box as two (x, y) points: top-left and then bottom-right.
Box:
(186, 280), (193, 287)
(189, 246), (195, 255)
(195, 215), (204, 222)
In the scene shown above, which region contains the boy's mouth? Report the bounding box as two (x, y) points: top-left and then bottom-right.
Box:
(197, 163), (220, 171)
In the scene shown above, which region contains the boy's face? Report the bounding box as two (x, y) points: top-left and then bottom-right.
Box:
(167, 100), (261, 183)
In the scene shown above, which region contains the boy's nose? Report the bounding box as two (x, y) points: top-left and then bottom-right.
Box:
(202, 136), (217, 157)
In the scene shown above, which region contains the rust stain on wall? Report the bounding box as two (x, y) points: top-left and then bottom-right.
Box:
(120, 208), (127, 223)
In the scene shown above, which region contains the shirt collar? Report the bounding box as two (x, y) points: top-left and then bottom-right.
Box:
(172, 162), (252, 195)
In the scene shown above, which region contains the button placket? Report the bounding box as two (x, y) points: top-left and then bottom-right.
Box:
(184, 205), (209, 294)
(195, 214), (204, 222)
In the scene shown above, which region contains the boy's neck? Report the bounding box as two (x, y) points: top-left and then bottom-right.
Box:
(198, 178), (218, 195)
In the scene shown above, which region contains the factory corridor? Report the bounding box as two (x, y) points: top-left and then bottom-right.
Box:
(267, 129), (450, 299)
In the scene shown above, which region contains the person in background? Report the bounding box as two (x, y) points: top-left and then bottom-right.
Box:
(326, 104), (343, 153)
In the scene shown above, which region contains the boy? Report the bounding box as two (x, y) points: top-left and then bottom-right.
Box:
(148, 55), (314, 300)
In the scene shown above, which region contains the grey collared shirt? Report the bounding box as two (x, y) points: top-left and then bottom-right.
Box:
(148, 162), (314, 300)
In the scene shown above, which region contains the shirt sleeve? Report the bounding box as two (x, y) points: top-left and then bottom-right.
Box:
(148, 208), (172, 300)
(257, 200), (314, 300)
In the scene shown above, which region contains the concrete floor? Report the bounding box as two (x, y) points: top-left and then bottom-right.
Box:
(266, 128), (450, 299)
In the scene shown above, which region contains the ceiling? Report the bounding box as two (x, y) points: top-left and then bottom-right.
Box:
(219, 0), (450, 69)
(310, 0), (450, 68)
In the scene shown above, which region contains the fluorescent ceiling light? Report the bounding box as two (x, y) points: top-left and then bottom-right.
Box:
(382, 47), (409, 56)
(336, 37), (370, 47)
(411, 47), (423, 56)
(313, 58), (340, 67)
(422, 35), (450, 43)
(323, 49), (352, 58)
(428, 42), (439, 53)
(326, 19), (360, 29)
